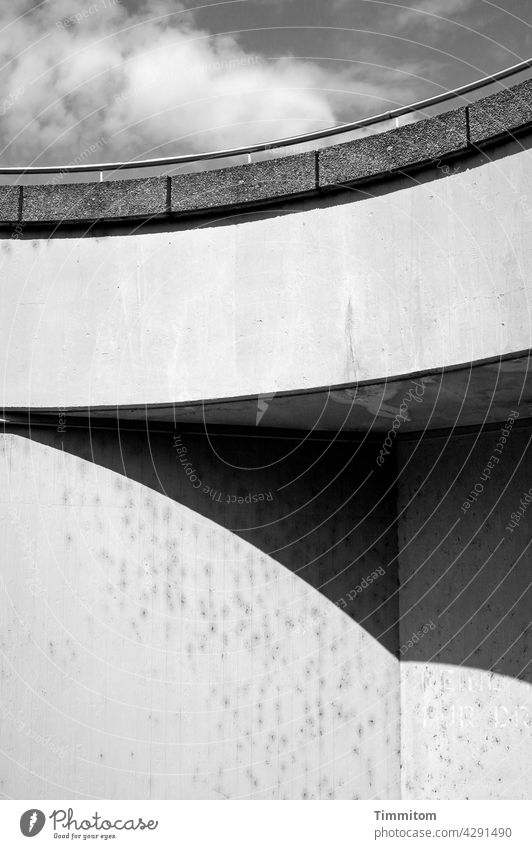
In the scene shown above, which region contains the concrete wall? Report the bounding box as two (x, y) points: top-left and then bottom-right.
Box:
(397, 426), (532, 799)
(2, 139), (532, 410)
(3, 418), (531, 800)
(0, 426), (400, 799)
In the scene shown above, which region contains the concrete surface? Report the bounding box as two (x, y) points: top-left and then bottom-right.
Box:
(2, 139), (532, 409)
(0, 186), (19, 223)
(398, 428), (532, 799)
(171, 152), (316, 213)
(2, 414), (530, 799)
(469, 78), (532, 145)
(4, 354), (531, 432)
(0, 426), (400, 799)
(318, 109), (467, 187)
(23, 177), (168, 224)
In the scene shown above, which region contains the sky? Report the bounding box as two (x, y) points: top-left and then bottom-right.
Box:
(0, 0), (531, 166)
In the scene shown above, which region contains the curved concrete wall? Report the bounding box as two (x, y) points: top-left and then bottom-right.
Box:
(1, 142), (532, 408)
(1, 79), (532, 410)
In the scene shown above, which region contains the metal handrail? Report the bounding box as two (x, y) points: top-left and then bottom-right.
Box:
(1, 57), (531, 176)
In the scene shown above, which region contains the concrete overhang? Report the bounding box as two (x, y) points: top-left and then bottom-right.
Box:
(4, 353), (531, 435)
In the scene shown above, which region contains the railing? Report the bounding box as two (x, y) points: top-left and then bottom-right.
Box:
(1, 57), (531, 183)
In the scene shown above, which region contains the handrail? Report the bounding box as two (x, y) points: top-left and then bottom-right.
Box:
(1, 57), (531, 176)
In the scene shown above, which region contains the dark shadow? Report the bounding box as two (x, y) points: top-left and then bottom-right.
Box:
(4, 420), (400, 656)
(397, 425), (532, 684)
(4, 413), (531, 684)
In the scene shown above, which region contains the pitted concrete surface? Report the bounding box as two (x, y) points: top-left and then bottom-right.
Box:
(398, 428), (532, 799)
(0, 428), (400, 799)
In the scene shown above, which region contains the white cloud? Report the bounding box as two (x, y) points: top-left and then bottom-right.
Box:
(0, 0), (422, 166)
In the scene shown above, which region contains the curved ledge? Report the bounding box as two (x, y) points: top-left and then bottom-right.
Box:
(1, 78), (532, 227)
(3, 352), (531, 434)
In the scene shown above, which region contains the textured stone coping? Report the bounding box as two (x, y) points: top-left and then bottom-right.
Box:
(0, 186), (20, 223)
(1, 78), (531, 226)
(469, 78), (532, 144)
(171, 152), (316, 213)
(318, 108), (467, 188)
(23, 176), (167, 224)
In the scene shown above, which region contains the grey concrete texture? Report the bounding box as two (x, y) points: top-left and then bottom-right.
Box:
(469, 78), (532, 144)
(4, 139), (532, 410)
(398, 427), (532, 799)
(1, 425), (400, 799)
(318, 108), (468, 188)
(171, 152), (316, 213)
(22, 177), (167, 223)
(0, 186), (20, 223)
(3, 417), (531, 799)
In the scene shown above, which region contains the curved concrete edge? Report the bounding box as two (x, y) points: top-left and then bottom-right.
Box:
(0, 78), (531, 226)
(469, 77), (532, 143)
(318, 108), (468, 188)
(3, 350), (531, 433)
(171, 151), (317, 214)
(22, 176), (168, 225)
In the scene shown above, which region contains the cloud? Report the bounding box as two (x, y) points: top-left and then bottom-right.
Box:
(330, 0), (477, 26)
(331, 0), (476, 15)
(0, 0), (423, 166)
(393, 0), (478, 29)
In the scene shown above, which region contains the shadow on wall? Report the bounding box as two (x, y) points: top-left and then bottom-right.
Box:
(5, 423), (399, 653)
(397, 426), (532, 684)
(6, 415), (532, 686)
